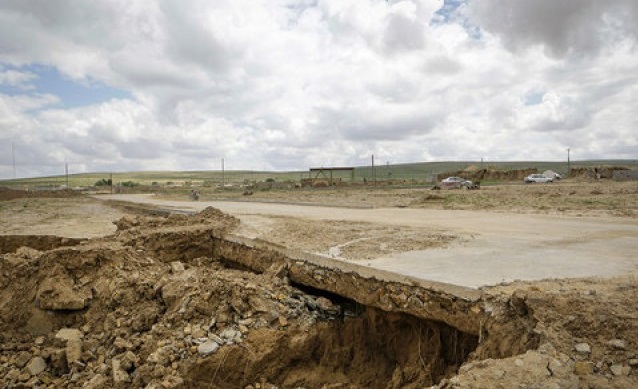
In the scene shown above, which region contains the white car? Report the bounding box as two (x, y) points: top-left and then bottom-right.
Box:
(524, 174), (554, 183)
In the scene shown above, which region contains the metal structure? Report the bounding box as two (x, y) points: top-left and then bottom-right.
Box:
(308, 167), (355, 186)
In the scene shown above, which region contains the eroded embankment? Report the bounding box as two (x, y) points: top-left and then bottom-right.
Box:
(0, 235), (86, 254)
(0, 207), (540, 389)
(186, 308), (478, 388)
(212, 234), (539, 357)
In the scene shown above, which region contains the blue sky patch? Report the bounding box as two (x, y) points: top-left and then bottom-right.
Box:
(432, 0), (481, 39)
(0, 63), (132, 108)
(523, 91), (545, 106)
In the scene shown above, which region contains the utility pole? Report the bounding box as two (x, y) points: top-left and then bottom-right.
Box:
(12, 138), (16, 179)
(221, 158), (225, 188)
(65, 162), (69, 188)
(371, 154), (376, 185)
(567, 148), (571, 177)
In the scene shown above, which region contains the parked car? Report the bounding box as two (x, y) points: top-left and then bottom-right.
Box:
(542, 170), (562, 180)
(524, 174), (554, 183)
(440, 176), (474, 189)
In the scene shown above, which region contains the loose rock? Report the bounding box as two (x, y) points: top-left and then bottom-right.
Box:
(574, 343), (591, 354)
(197, 340), (219, 356)
(26, 356), (47, 376)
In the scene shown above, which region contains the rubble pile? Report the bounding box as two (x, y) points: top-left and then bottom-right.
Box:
(0, 208), (346, 388)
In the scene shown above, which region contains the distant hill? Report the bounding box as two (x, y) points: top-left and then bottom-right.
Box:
(1, 160), (636, 188)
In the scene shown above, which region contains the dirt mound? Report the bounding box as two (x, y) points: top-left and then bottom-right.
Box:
(0, 208), (339, 388)
(0, 187), (80, 200)
(114, 206), (239, 232)
(570, 166), (629, 180)
(437, 168), (537, 182)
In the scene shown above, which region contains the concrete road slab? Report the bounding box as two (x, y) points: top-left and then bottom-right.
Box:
(98, 194), (638, 289)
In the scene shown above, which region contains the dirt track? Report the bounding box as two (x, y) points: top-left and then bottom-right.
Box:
(97, 194), (638, 288)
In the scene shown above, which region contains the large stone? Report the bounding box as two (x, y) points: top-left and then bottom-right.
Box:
(610, 364), (624, 376)
(55, 328), (83, 342)
(197, 340), (220, 356)
(606, 339), (626, 350)
(610, 364), (630, 376)
(574, 343), (591, 354)
(37, 277), (87, 311)
(26, 356), (47, 376)
(573, 361), (594, 376)
(170, 261), (185, 273)
(66, 338), (83, 364)
(220, 328), (241, 342)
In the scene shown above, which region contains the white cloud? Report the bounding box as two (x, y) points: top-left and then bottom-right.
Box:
(0, 67), (37, 90)
(0, 0), (637, 179)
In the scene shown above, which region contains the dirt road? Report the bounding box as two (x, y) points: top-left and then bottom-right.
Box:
(98, 194), (638, 288)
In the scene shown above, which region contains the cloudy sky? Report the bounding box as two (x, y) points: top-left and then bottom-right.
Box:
(1, 0), (637, 179)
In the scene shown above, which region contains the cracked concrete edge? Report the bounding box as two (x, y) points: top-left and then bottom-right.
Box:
(217, 233), (484, 334)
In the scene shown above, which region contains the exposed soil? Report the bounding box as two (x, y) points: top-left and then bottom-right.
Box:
(1, 184), (638, 388)
(0, 188), (80, 201)
(156, 180), (638, 218)
(0, 207), (481, 389)
(0, 197), (123, 238)
(246, 216), (457, 260)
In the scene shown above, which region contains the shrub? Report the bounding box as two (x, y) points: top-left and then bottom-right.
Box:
(95, 178), (112, 186)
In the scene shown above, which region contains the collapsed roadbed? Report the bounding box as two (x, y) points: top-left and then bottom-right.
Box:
(1, 206), (636, 388)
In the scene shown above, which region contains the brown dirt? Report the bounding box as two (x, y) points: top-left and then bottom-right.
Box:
(0, 206), (478, 388)
(156, 180), (638, 218)
(436, 167), (537, 182)
(0, 197), (123, 238)
(1, 186), (638, 388)
(0, 188), (80, 200)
